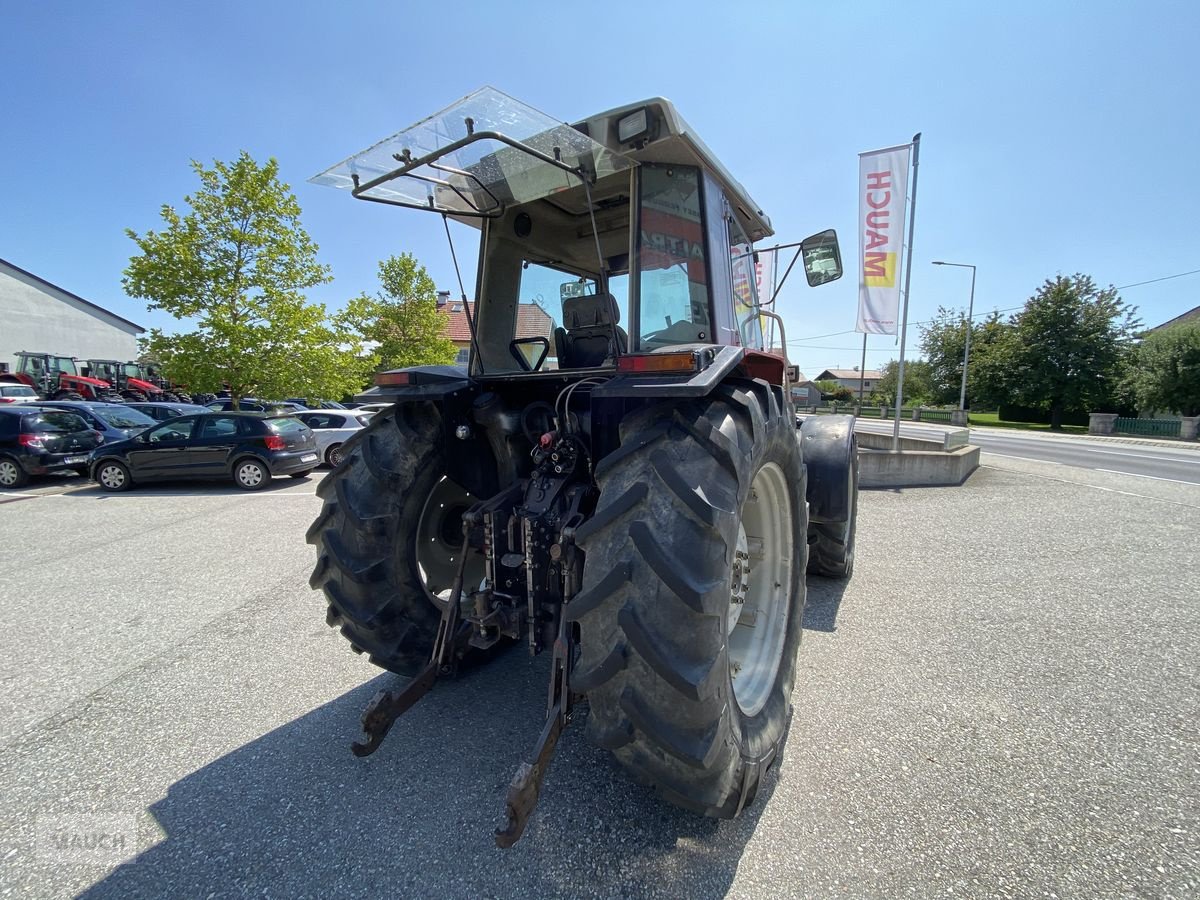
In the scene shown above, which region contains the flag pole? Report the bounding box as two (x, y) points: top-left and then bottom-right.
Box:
(891, 132), (921, 451)
(858, 334), (867, 403)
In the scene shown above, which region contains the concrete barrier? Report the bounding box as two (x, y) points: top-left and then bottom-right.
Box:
(855, 428), (980, 487)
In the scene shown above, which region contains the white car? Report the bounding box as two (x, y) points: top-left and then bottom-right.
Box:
(0, 384), (41, 405)
(293, 410), (373, 467)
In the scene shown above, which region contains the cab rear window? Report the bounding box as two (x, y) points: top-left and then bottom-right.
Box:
(26, 412), (90, 433)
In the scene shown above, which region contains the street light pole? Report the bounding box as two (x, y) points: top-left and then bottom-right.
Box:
(932, 261), (976, 411)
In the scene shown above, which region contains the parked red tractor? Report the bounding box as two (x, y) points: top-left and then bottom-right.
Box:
(1, 352), (123, 401)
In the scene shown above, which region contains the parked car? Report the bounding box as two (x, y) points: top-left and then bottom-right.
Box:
(0, 406), (103, 488)
(0, 384), (41, 405)
(205, 398), (308, 414)
(88, 412), (320, 492)
(286, 398), (345, 409)
(293, 410), (372, 467)
(125, 401), (211, 422)
(35, 400), (157, 443)
(351, 401), (393, 415)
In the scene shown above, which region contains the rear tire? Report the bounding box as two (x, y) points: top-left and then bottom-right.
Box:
(0, 456), (30, 488)
(54, 391), (84, 401)
(306, 403), (488, 675)
(232, 458), (270, 491)
(570, 383), (807, 818)
(326, 442), (344, 468)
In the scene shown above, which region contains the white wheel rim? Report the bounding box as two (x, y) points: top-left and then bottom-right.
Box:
(0, 461), (18, 485)
(238, 463), (264, 487)
(100, 465), (125, 489)
(728, 462), (793, 717)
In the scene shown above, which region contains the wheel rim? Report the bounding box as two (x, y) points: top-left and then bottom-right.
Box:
(328, 445), (344, 467)
(0, 461), (18, 486)
(237, 462), (264, 487)
(728, 461), (793, 717)
(99, 464), (126, 489)
(416, 476), (486, 608)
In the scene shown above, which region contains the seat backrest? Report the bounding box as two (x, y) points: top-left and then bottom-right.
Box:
(558, 293), (627, 368)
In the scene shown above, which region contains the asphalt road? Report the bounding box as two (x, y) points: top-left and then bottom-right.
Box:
(1, 463), (1198, 898)
(853, 418), (1200, 484)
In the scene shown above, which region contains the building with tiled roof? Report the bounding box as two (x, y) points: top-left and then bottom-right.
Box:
(1146, 305), (1200, 334)
(439, 294), (555, 364)
(815, 368), (883, 394)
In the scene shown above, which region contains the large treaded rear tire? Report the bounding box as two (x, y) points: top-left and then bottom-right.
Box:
(570, 382), (807, 817)
(306, 402), (453, 676)
(806, 434), (858, 578)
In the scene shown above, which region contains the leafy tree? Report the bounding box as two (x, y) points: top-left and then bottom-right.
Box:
(337, 254), (457, 371)
(1124, 321), (1200, 416)
(919, 307), (1009, 407)
(872, 359), (934, 406)
(988, 274), (1140, 429)
(813, 379), (853, 402)
(124, 152), (368, 407)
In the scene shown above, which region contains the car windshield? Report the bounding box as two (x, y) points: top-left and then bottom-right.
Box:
(27, 412), (89, 433)
(97, 409), (157, 428)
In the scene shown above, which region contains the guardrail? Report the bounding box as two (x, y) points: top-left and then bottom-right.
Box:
(1113, 417), (1182, 438)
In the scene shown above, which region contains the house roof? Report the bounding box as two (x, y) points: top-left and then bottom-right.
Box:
(1147, 305), (1200, 333)
(442, 301), (554, 342)
(0, 257), (144, 332)
(816, 368), (883, 381)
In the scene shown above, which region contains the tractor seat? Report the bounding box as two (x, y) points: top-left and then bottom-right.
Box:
(555, 293), (627, 368)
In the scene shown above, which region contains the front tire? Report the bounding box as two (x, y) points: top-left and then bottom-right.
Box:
(306, 403), (487, 675)
(0, 456), (30, 488)
(95, 460), (132, 492)
(570, 383), (807, 817)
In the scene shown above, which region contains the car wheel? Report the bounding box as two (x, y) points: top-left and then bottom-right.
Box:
(326, 443), (344, 468)
(233, 458), (270, 491)
(96, 461), (133, 492)
(0, 456), (30, 488)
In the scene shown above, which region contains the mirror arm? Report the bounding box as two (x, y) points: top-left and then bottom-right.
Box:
(765, 247), (804, 307)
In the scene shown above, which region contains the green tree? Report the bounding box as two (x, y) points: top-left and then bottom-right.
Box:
(988, 274), (1140, 429)
(872, 359), (934, 406)
(813, 379), (853, 402)
(919, 307), (1009, 407)
(124, 152), (368, 407)
(1124, 321), (1200, 416)
(337, 253), (457, 371)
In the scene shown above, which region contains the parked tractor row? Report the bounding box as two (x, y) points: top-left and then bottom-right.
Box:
(0, 352), (193, 403)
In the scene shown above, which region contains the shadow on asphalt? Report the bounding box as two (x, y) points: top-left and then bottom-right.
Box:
(80, 649), (773, 899)
(803, 573), (849, 633)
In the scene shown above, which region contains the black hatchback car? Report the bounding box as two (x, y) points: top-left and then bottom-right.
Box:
(0, 406), (102, 488)
(88, 412), (320, 492)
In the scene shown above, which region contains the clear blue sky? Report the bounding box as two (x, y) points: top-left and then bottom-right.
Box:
(3, 1), (1197, 378)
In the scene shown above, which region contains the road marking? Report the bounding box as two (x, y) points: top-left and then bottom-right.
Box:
(1094, 469), (1197, 485)
(981, 452), (1061, 464)
(980, 466), (1200, 509)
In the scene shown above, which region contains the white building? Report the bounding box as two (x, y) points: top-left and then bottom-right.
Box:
(0, 258), (143, 374)
(815, 368), (883, 395)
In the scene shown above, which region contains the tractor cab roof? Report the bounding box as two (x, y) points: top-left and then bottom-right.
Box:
(311, 86), (772, 242)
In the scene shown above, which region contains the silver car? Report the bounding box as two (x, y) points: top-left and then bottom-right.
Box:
(293, 410), (372, 467)
(0, 384), (41, 405)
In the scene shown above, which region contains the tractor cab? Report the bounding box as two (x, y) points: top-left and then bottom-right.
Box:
(313, 87), (841, 381)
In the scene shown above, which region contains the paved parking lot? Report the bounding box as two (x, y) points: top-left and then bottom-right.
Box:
(1, 459), (1197, 898)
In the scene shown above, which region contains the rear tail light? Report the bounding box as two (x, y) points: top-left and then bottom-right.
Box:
(0, 397), (14, 404)
(264, 435), (286, 450)
(18, 434), (45, 449)
(615, 350), (701, 375)
(91, 430), (104, 443)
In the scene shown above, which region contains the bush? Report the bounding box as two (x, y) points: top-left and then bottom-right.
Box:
(998, 404), (1090, 427)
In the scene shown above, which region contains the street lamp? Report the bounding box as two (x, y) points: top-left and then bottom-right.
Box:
(932, 261), (977, 411)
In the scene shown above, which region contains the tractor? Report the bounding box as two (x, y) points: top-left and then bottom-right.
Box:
(1, 351), (123, 401)
(127, 361), (195, 403)
(83, 359), (167, 402)
(305, 87), (860, 846)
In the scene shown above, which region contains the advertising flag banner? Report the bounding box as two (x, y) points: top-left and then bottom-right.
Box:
(754, 247), (777, 304)
(856, 144), (911, 334)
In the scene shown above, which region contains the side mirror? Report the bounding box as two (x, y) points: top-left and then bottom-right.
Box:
(800, 229), (844, 287)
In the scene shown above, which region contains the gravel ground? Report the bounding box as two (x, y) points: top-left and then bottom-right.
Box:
(0, 459), (1196, 899)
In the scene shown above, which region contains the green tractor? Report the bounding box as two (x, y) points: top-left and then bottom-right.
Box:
(306, 88), (859, 846)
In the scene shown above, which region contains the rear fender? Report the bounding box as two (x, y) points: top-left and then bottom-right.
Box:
(800, 415), (857, 525)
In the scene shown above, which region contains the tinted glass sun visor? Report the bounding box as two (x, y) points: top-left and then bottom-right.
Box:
(311, 86), (635, 217)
